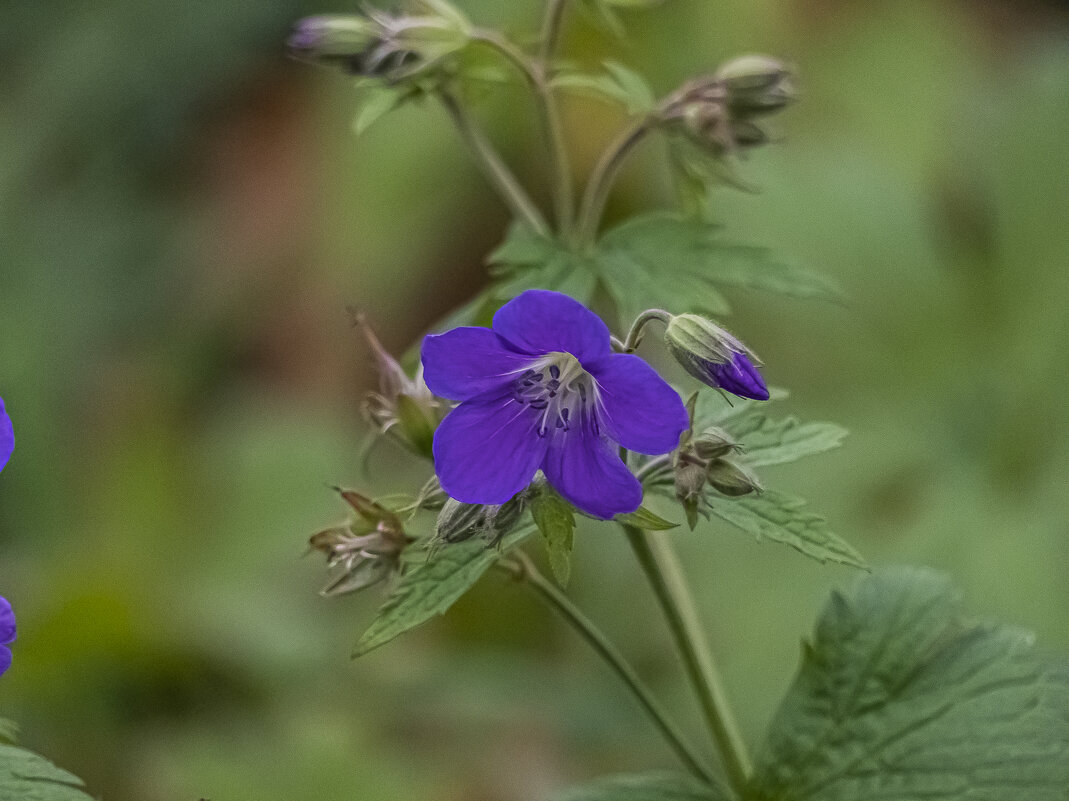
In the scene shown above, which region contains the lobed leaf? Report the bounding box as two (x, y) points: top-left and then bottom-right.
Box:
(488, 224), (598, 304)
(554, 771), (733, 801)
(728, 416), (848, 468)
(598, 214), (841, 326)
(0, 743), (94, 801)
(708, 491), (866, 569)
(354, 525), (534, 655)
(749, 567), (1069, 801)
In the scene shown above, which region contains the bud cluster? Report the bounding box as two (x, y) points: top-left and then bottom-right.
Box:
(287, 2), (472, 82)
(659, 54), (796, 157)
(309, 490), (414, 596)
(674, 423), (762, 529)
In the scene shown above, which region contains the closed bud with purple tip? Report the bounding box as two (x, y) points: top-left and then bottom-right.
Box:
(663, 314), (769, 400)
(287, 4), (472, 81)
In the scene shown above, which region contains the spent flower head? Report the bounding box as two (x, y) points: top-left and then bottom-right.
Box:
(309, 490), (413, 596)
(421, 290), (687, 519)
(355, 312), (439, 458)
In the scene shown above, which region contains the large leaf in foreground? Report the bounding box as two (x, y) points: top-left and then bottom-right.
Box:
(709, 491), (866, 569)
(749, 567), (1069, 801)
(555, 771), (733, 801)
(0, 743), (94, 801)
(354, 525), (533, 655)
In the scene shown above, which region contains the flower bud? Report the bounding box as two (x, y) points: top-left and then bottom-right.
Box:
(714, 55), (797, 117)
(692, 427), (739, 460)
(287, 15), (383, 73)
(707, 458), (762, 497)
(436, 495), (525, 545)
(663, 314), (769, 400)
(287, 5), (471, 81)
(674, 455), (707, 530)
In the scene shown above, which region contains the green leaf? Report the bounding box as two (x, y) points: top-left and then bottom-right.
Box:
(602, 61), (657, 112)
(554, 771), (732, 801)
(354, 525), (533, 655)
(576, 0), (626, 38)
(598, 214), (841, 326)
(729, 415), (848, 467)
(0, 743), (95, 800)
(708, 491), (866, 569)
(488, 224), (598, 304)
(553, 62), (656, 115)
(531, 490), (575, 586)
(749, 567), (1069, 801)
(352, 85), (405, 136)
(0, 719), (17, 746)
(616, 505), (680, 531)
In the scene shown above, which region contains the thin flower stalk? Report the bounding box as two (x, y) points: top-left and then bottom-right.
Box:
(577, 120), (652, 246)
(500, 553), (715, 784)
(439, 93), (550, 235)
(622, 524), (752, 795)
(471, 29), (575, 232)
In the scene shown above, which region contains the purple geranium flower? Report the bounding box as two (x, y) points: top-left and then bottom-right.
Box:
(0, 397), (12, 473)
(0, 597), (15, 677)
(422, 290), (688, 519)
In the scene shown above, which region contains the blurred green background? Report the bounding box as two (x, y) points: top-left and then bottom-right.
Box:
(2, 1), (1068, 798)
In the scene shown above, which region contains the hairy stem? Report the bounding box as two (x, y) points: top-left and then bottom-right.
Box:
(472, 30), (575, 234)
(623, 308), (671, 351)
(622, 525), (752, 794)
(439, 93), (550, 235)
(576, 120), (651, 246)
(499, 553), (715, 784)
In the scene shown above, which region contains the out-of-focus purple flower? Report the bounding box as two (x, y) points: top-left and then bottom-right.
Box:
(422, 290), (687, 519)
(0, 597), (15, 677)
(0, 397), (12, 473)
(663, 313), (769, 401)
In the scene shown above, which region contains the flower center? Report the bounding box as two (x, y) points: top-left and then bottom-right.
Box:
(510, 351), (598, 437)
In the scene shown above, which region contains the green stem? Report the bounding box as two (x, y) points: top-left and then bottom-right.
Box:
(622, 525), (752, 795)
(623, 308), (671, 351)
(472, 30), (575, 234)
(539, 0), (570, 65)
(500, 553), (715, 784)
(439, 93), (550, 236)
(576, 120), (651, 246)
